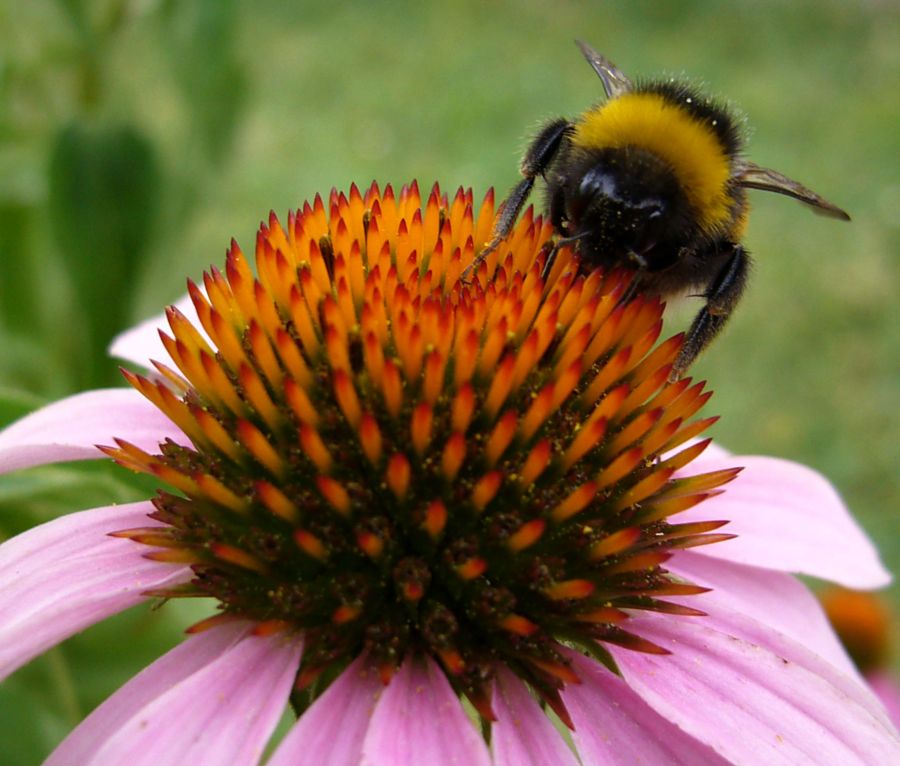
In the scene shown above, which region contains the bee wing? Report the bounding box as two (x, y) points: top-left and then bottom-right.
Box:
(575, 40), (632, 99)
(735, 161), (851, 220)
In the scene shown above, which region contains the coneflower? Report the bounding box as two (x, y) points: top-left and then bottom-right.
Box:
(0, 183), (895, 765)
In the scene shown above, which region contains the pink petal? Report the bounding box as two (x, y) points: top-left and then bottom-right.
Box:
(361, 655), (490, 766)
(47, 621), (251, 765)
(685, 599), (894, 732)
(868, 672), (900, 730)
(675, 453), (890, 588)
(491, 666), (579, 766)
(268, 654), (384, 766)
(110, 293), (207, 369)
(0, 388), (186, 473)
(0, 501), (190, 681)
(562, 652), (730, 765)
(668, 551), (858, 678)
(53, 626), (302, 766)
(611, 611), (900, 765)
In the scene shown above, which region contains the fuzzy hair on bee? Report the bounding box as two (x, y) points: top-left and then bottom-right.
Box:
(464, 40), (850, 380)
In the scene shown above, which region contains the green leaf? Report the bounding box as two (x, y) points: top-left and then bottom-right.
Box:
(165, 0), (247, 164)
(47, 121), (161, 387)
(0, 674), (72, 766)
(0, 202), (38, 332)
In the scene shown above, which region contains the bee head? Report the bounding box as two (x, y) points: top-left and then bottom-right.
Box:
(564, 147), (695, 271)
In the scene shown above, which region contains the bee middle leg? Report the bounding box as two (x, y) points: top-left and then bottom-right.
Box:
(671, 244), (750, 381)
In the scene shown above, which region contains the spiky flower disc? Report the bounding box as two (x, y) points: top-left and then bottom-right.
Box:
(107, 181), (736, 723)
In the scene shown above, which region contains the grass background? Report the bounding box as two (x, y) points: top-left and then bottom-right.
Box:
(1, 0), (898, 760)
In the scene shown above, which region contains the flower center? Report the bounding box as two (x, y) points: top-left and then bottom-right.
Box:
(108, 181), (737, 722)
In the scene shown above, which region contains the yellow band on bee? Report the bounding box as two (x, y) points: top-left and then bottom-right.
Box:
(572, 92), (733, 232)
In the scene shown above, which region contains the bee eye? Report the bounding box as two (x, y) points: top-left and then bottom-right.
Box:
(580, 167), (619, 201)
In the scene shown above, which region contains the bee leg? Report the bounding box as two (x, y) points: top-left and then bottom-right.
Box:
(461, 118), (572, 281)
(614, 250), (654, 305)
(671, 244), (750, 381)
(618, 269), (646, 307)
(539, 230), (592, 281)
(539, 241), (560, 281)
(537, 185), (570, 280)
(548, 179), (567, 232)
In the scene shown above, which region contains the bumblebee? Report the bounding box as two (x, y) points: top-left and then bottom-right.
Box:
(466, 41), (849, 379)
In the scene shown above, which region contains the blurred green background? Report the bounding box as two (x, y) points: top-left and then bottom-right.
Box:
(1, 0), (898, 761)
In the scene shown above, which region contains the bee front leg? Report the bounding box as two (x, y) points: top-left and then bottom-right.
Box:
(671, 244), (750, 381)
(461, 118), (572, 281)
